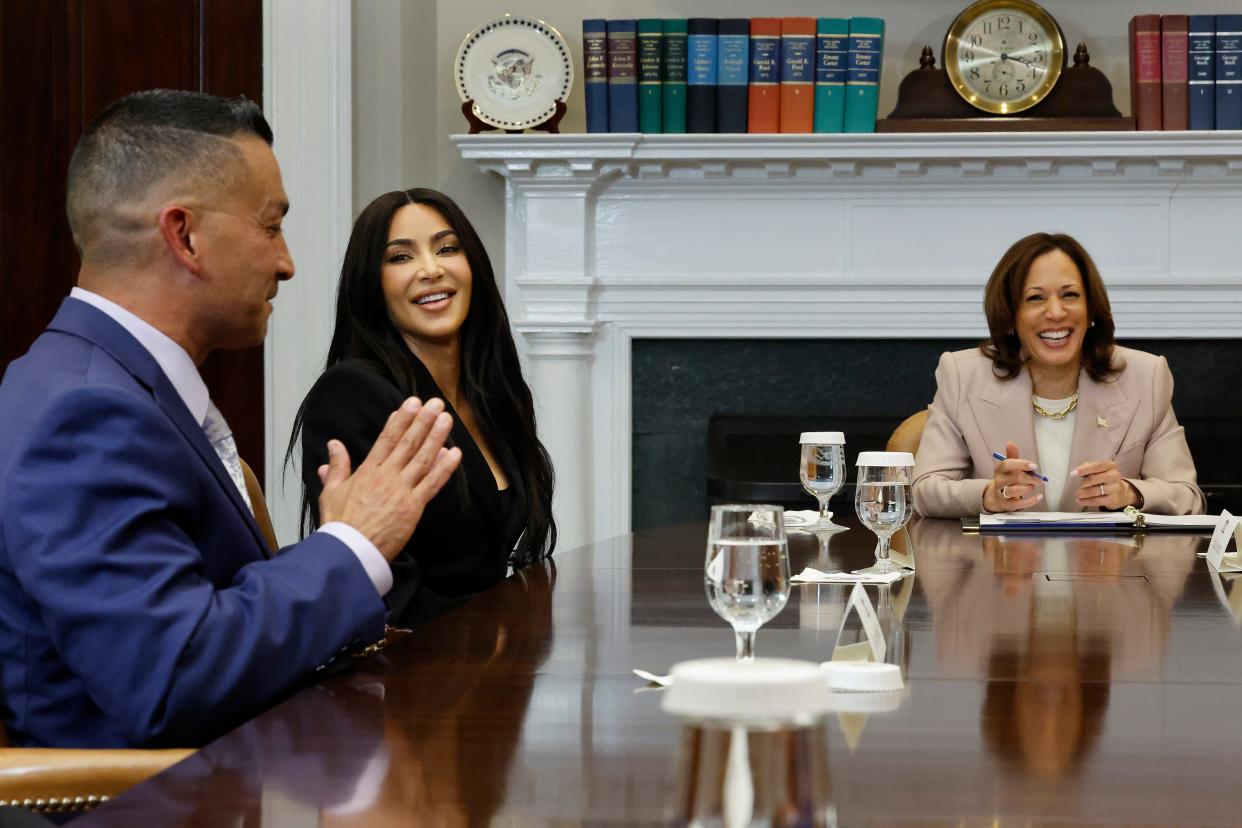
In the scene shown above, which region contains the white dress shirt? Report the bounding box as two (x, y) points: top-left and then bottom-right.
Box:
(69, 288), (392, 596)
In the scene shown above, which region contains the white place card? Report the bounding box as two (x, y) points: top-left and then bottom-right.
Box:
(1206, 510), (1242, 572)
(832, 582), (886, 664)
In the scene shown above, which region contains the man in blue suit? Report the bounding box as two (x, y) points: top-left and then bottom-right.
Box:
(0, 90), (463, 748)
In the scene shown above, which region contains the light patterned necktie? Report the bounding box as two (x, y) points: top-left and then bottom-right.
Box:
(202, 400), (253, 513)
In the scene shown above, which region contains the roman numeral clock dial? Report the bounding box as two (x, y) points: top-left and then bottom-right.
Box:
(944, 0), (1065, 114)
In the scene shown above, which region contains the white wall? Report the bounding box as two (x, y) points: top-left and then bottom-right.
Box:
(352, 0), (439, 206)
(353, 0), (1145, 253)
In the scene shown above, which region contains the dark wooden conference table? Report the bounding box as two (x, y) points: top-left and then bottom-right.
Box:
(75, 514), (1242, 826)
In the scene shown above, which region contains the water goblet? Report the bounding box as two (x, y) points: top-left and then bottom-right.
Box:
(705, 504), (792, 661)
(852, 451), (915, 576)
(798, 432), (847, 532)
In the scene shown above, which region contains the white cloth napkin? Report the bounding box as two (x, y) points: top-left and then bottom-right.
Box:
(791, 566), (906, 585)
(782, 510), (823, 528)
(747, 509), (824, 529)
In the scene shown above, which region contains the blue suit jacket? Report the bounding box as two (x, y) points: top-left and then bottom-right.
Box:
(0, 298), (387, 747)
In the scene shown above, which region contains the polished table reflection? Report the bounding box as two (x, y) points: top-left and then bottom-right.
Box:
(74, 514), (1242, 826)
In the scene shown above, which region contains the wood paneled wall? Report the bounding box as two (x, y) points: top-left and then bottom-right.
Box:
(0, 0), (267, 479)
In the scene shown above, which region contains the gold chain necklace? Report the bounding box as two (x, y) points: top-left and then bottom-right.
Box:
(1032, 392), (1079, 420)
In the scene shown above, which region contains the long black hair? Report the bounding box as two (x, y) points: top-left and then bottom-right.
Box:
(287, 188), (556, 567)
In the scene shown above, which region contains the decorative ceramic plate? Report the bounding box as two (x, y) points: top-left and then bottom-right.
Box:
(455, 15), (573, 130)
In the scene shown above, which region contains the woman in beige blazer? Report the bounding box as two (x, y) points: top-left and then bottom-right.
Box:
(913, 233), (1204, 518)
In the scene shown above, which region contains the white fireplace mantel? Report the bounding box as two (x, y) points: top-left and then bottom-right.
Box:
(455, 132), (1242, 548)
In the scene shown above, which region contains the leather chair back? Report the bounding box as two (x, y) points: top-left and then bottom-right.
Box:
(887, 409), (929, 456)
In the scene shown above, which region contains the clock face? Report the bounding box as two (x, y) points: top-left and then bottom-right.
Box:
(944, 0), (1064, 114)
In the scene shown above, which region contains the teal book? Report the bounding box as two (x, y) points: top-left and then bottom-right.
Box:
(638, 20), (663, 133)
(813, 18), (848, 132)
(843, 17), (884, 133)
(662, 19), (688, 133)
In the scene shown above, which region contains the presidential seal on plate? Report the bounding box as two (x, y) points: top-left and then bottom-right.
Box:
(455, 15), (573, 131)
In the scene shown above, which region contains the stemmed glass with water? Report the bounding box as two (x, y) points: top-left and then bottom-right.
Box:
(853, 452), (915, 576)
(798, 432), (847, 531)
(704, 504), (791, 661)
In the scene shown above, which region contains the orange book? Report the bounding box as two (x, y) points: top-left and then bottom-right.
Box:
(779, 17), (815, 133)
(748, 18), (782, 132)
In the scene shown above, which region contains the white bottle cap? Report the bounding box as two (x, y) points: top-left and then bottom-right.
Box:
(661, 657), (831, 724)
(799, 432), (845, 445)
(823, 687), (905, 713)
(820, 661), (905, 692)
(855, 451), (916, 468)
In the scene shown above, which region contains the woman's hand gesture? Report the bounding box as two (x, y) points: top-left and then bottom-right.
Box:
(982, 441), (1045, 513)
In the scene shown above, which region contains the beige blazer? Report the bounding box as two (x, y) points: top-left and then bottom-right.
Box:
(912, 346), (1205, 518)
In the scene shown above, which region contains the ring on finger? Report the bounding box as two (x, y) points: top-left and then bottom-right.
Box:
(1001, 484), (1010, 499)
(1098, 483), (1105, 497)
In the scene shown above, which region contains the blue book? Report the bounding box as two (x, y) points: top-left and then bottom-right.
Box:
(583, 19), (609, 133)
(687, 18), (718, 133)
(716, 19), (749, 133)
(1218, 15), (1242, 130)
(1189, 15), (1215, 130)
(843, 17), (885, 133)
(607, 20), (639, 132)
(813, 18), (849, 133)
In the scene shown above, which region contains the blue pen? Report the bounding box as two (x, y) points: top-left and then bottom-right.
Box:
(991, 450), (1050, 482)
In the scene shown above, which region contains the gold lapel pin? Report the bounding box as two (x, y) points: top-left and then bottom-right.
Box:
(1096, 416), (1108, 429)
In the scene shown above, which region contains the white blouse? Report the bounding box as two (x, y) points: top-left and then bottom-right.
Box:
(1032, 395), (1077, 510)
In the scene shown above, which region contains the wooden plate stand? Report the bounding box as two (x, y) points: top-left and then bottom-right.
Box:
(461, 99), (567, 135)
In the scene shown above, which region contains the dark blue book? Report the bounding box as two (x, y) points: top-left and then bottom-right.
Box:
(583, 19), (609, 133)
(1217, 15), (1242, 130)
(1189, 15), (1215, 130)
(687, 18), (718, 133)
(607, 20), (639, 132)
(716, 19), (749, 133)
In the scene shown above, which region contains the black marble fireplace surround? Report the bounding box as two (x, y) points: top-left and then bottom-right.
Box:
(631, 339), (1242, 531)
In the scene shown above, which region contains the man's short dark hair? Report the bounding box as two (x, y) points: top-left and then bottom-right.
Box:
(66, 89), (274, 261)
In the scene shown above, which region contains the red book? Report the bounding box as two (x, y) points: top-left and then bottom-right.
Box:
(1161, 15), (1189, 130)
(748, 18), (781, 132)
(779, 17), (815, 133)
(1130, 14), (1162, 130)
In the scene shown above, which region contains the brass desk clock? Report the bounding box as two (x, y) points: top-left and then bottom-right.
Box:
(943, 0), (1065, 114)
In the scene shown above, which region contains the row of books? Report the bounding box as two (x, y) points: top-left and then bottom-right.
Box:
(583, 18), (886, 135)
(1129, 14), (1242, 130)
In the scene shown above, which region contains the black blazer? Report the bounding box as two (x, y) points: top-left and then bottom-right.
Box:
(301, 358), (527, 627)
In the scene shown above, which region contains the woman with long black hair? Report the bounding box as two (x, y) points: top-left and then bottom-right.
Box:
(289, 188), (555, 626)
